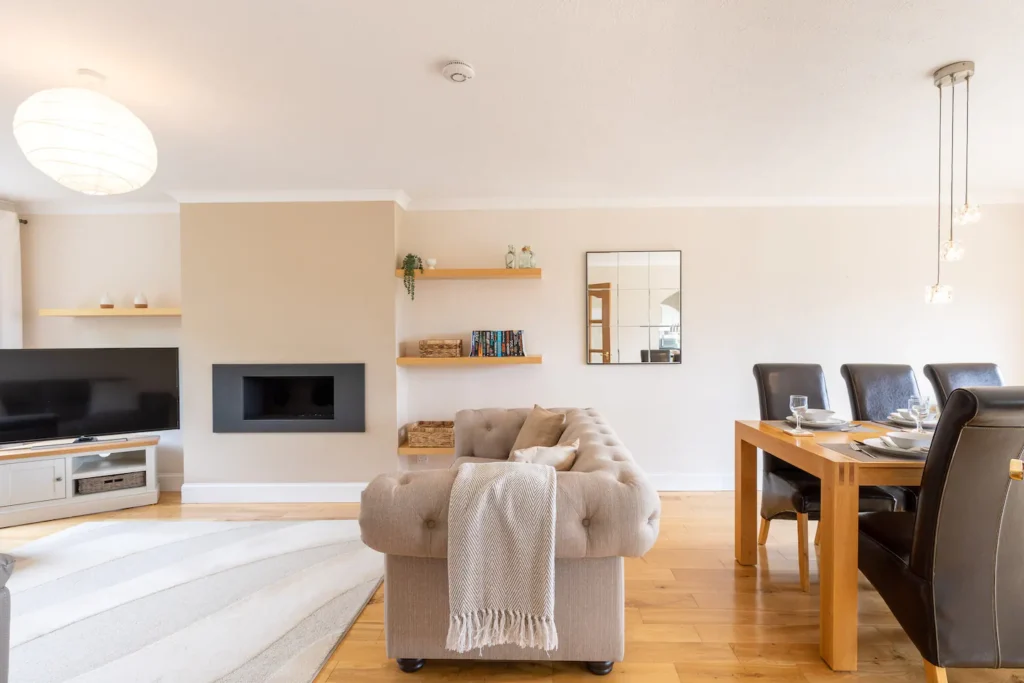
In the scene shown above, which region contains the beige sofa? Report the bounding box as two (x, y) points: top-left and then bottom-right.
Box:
(359, 408), (661, 675)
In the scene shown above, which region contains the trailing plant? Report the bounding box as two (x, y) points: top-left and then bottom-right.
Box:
(402, 253), (424, 300)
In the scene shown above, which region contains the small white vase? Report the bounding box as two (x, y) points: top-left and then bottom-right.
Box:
(425, 258), (437, 270)
(133, 292), (148, 309)
(99, 293), (114, 309)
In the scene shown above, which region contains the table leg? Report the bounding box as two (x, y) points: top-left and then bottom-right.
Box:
(820, 460), (860, 671)
(734, 434), (758, 566)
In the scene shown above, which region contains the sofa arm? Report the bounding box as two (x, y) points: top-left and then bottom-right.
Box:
(360, 470), (455, 559)
(359, 467), (660, 559)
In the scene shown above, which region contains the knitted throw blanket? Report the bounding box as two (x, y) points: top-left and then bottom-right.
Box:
(445, 461), (558, 653)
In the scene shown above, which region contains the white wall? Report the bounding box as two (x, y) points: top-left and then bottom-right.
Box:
(398, 205), (1024, 488)
(19, 213), (183, 487)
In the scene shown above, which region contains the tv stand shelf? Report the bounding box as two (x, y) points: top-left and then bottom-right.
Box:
(72, 451), (148, 479)
(0, 436), (160, 527)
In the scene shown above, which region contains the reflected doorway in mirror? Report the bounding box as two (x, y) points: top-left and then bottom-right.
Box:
(585, 250), (681, 365)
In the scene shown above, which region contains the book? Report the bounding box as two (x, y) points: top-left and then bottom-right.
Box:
(469, 330), (526, 357)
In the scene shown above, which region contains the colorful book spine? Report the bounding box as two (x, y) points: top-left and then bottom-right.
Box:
(468, 330), (526, 357)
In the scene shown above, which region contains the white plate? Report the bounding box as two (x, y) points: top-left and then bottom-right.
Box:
(861, 437), (929, 458)
(887, 414), (938, 429)
(786, 416), (849, 429)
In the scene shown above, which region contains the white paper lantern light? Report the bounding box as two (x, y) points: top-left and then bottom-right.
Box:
(12, 87), (158, 195)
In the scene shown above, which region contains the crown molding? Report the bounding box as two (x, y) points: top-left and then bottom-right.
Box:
(16, 201), (180, 216)
(406, 193), (1024, 211)
(167, 189), (410, 209)
(10, 190), (1024, 216)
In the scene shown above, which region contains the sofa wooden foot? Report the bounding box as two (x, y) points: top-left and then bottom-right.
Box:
(586, 661), (614, 675)
(397, 658), (425, 673)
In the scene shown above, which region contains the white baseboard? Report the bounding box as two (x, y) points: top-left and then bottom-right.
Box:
(158, 473), (184, 492)
(180, 482), (367, 504)
(649, 473), (736, 491)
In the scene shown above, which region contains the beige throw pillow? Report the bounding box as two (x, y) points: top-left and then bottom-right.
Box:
(511, 439), (580, 471)
(509, 405), (567, 455)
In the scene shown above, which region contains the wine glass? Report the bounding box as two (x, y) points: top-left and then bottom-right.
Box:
(790, 395), (809, 434)
(909, 396), (931, 434)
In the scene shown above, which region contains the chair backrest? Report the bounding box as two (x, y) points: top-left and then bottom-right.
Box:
(752, 364), (829, 475)
(909, 387), (1024, 666)
(840, 363), (919, 422)
(923, 363), (1003, 408)
(752, 364), (830, 420)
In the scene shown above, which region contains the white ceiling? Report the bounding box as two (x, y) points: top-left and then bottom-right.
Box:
(2, 0), (1024, 211)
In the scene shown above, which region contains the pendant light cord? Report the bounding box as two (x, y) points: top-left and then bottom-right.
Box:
(950, 81), (956, 245)
(936, 83), (943, 284)
(965, 76), (971, 208)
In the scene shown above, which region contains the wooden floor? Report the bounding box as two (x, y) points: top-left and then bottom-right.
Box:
(1, 492), (1020, 683)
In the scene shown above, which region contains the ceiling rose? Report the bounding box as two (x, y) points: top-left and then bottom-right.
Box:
(12, 73), (158, 196)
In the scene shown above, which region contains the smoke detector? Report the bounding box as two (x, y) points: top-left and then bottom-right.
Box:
(441, 61), (475, 83)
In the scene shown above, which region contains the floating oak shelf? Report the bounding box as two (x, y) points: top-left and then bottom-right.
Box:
(39, 308), (182, 318)
(394, 268), (541, 280)
(397, 355), (543, 367)
(398, 440), (456, 457)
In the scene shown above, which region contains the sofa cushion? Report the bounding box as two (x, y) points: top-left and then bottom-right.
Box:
(449, 456), (504, 469)
(510, 439), (579, 471)
(509, 405), (566, 455)
(361, 408), (660, 559)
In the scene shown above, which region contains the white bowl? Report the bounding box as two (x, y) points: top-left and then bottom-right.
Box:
(887, 431), (932, 450)
(803, 409), (836, 422)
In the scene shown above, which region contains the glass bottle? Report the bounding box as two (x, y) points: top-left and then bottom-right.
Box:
(518, 246), (532, 269)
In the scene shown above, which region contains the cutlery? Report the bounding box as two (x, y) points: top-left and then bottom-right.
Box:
(850, 442), (876, 458)
(879, 435), (901, 449)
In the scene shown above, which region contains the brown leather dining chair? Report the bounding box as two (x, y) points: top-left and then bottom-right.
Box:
(840, 363), (921, 422)
(752, 364), (905, 591)
(923, 363), (1003, 408)
(841, 363), (924, 510)
(858, 387), (1024, 683)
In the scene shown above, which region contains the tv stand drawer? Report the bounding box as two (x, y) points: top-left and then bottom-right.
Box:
(0, 458), (66, 507)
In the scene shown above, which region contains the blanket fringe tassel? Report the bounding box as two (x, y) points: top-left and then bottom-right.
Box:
(445, 609), (559, 653)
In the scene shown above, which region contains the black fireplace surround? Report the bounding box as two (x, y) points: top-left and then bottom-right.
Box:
(212, 364), (365, 433)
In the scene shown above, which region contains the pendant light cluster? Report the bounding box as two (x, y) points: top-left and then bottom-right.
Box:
(12, 70), (157, 196)
(927, 61), (979, 304)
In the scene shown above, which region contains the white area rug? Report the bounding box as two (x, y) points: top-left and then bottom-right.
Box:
(7, 520), (384, 683)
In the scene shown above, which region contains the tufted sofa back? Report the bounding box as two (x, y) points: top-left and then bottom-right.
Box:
(360, 407), (661, 559)
(454, 407), (533, 459)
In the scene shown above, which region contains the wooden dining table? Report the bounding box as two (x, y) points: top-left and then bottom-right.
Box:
(734, 420), (925, 672)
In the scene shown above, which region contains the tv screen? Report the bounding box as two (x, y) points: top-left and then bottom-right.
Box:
(0, 348), (179, 446)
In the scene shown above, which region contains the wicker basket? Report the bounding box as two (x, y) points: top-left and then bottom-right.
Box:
(75, 471), (147, 495)
(407, 421), (455, 448)
(419, 339), (462, 358)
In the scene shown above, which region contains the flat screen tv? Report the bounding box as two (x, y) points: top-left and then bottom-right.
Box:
(0, 347), (179, 446)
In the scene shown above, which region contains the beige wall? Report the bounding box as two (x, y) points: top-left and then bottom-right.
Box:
(179, 202), (398, 485)
(19, 213), (183, 481)
(18, 203), (1024, 491)
(398, 205), (1024, 486)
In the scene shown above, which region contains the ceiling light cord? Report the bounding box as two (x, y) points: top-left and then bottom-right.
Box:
(965, 75), (971, 208)
(936, 83), (943, 285)
(950, 80), (956, 245)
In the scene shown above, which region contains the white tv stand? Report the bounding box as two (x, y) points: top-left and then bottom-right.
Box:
(0, 436), (159, 528)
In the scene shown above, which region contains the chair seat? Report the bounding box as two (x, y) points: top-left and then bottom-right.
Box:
(859, 510), (914, 563)
(858, 511), (934, 663)
(762, 470), (904, 520)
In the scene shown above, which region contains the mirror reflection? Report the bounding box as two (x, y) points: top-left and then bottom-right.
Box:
(587, 251), (681, 364)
